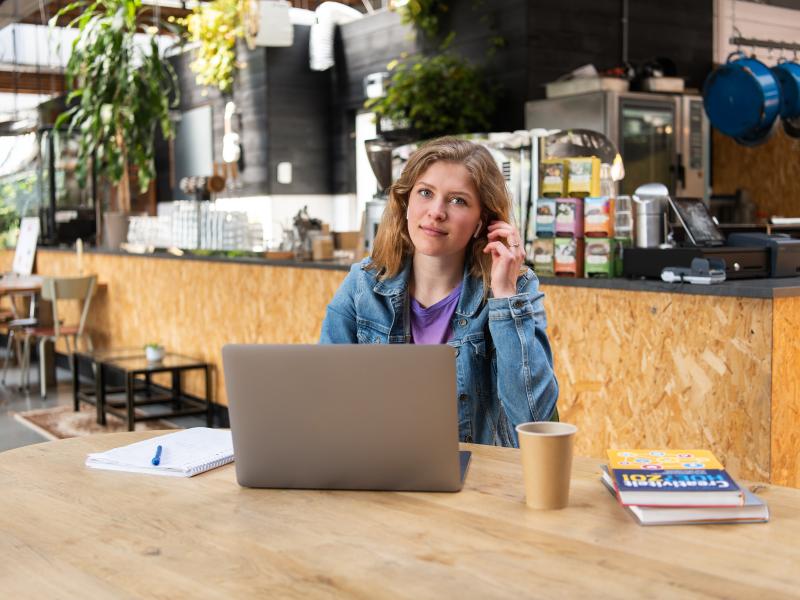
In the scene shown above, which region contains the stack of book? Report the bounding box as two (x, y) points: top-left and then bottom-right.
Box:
(601, 449), (769, 526)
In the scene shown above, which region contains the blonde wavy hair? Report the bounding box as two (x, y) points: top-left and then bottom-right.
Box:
(369, 136), (515, 294)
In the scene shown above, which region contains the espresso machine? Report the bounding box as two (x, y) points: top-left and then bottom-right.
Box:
(364, 139), (394, 252)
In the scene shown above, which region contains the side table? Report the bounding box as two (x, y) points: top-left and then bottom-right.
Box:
(73, 350), (212, 430)
(73, 348), (146, 424)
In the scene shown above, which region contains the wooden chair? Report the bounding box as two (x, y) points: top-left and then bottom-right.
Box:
(21, 275), (97, 397)
(1, 293), (38, 389)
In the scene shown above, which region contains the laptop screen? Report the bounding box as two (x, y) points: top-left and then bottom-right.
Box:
(669, 197), (726, 246)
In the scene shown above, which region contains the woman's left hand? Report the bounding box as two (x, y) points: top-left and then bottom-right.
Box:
(483, 220), (525, 298)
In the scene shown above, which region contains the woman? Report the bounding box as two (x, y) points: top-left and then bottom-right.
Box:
(320, 137), (558, 447)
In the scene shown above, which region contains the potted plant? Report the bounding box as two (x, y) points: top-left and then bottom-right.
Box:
(144, 343), (166, 362)
(365, 52), (496, 141)
(53, 0), (179, 247)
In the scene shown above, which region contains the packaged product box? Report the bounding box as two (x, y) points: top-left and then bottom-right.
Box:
(311, 233), (334, 261)
(584, 196), (615, 237)
(541, 159), (567, 197)
(554, 237), (584, 277)
(535, 198), (557, 237)
(555, 197), (584, 237)
(531, 238), (555, 277)
(566, 156), (601, 197)
(333, 231), (361, 251)
(584, 238), (616, 277)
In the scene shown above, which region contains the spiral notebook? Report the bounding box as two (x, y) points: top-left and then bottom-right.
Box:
(85, 428), (234, 477)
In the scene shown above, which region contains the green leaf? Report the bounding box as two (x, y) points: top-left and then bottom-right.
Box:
(57, 0), (179, 203)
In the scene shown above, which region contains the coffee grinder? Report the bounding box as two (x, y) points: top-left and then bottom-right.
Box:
(364, 139), (394, 253)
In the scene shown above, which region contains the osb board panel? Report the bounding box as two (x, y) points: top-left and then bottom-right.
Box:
(11, 250), (783, 483)
(540, 284), (772, 482)
(712, 128), (800, 218)
(771, 296), (800, 487)
(34, 251), (346, 407)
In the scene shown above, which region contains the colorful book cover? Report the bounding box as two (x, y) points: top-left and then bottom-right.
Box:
(599, 466), (768, 525)
(607, 449), (726, 471)
(606, 449), (742, 505)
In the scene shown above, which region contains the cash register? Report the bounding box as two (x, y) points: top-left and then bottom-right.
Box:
(623, 198), (800, 279)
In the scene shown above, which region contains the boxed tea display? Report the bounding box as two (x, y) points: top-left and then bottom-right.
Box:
(584, 238), (617, 277)
(555, 198), (584, 237)
(584, 196), (615, 237)
(531, 238), (555, 276)
(535, 198), (557, 237)
(554, 237), (584, 277)
(541, 159), (567, 196)
(566, 156), (600, 197)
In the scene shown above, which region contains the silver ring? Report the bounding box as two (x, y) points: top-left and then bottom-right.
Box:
(509, 242), (520, 248)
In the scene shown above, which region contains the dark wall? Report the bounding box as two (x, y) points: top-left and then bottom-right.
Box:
(265, 26), (332, 195)
(332, 3), (529, 157)
(157, 25), (331, 200)
(331, 0), (714, 193)
(332, 10), (418, 194)
(625, 0), (713, 92)
(436, 0), (530, 133)
(158, 1), (715, 199)
(526, 0), (714, 101)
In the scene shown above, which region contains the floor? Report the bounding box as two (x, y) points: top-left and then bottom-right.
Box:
(0, 360), (206, 453)
(0, 363), (72, 451)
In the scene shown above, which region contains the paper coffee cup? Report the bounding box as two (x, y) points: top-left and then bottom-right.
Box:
(515, 421), (577, 510)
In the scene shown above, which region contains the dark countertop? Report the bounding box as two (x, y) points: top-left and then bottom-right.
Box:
(40, 246), (355, 272)
(536, 275), (800, 299)
(39, 246), (800, 299)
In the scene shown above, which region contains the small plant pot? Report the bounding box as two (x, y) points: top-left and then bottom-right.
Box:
(145, 346), (165, 362)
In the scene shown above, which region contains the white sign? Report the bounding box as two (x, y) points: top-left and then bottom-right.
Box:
(12, 216), (39, 276)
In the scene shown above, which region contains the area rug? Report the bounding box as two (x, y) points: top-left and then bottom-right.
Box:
(14, 404), (178, 440)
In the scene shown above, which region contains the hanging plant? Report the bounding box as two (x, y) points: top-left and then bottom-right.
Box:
(53, 0), (178, 213)
(365, 52), (495, 140)
(173, 0), (258, 95)
(399, 0), (449, 40)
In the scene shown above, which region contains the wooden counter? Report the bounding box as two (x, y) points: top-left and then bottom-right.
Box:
(1, 431), (799, 598)
(5, 248), (799, 488)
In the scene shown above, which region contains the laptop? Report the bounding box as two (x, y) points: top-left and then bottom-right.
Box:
(222, 344), (471, 492)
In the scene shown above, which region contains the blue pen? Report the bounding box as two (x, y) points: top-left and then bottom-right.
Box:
(151, 445), (163, 466)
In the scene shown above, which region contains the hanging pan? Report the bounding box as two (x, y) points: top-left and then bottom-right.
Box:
(735, 114), (781, 147)
(703, 51), (782, 141)
(772, 58), (800, 138)
(783, 116), (800, 138)
(772, 59), (800, 118)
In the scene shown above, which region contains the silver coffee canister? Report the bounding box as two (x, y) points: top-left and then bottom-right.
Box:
(632, 183), (669, 248)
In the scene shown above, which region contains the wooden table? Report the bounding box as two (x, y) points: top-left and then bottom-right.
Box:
(0, 274), (44, 296)
(1, 432), (798, 599)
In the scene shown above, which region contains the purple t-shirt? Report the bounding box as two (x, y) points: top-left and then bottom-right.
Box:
(410, 283), (463, 344)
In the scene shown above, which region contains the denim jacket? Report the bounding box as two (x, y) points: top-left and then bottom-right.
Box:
(319, 258), (559, 447)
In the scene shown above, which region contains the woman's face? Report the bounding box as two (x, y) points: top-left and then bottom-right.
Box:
(406, 160), (482, 260)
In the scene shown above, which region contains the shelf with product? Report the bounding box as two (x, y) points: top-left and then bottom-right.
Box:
(527, 129), (627, 280)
